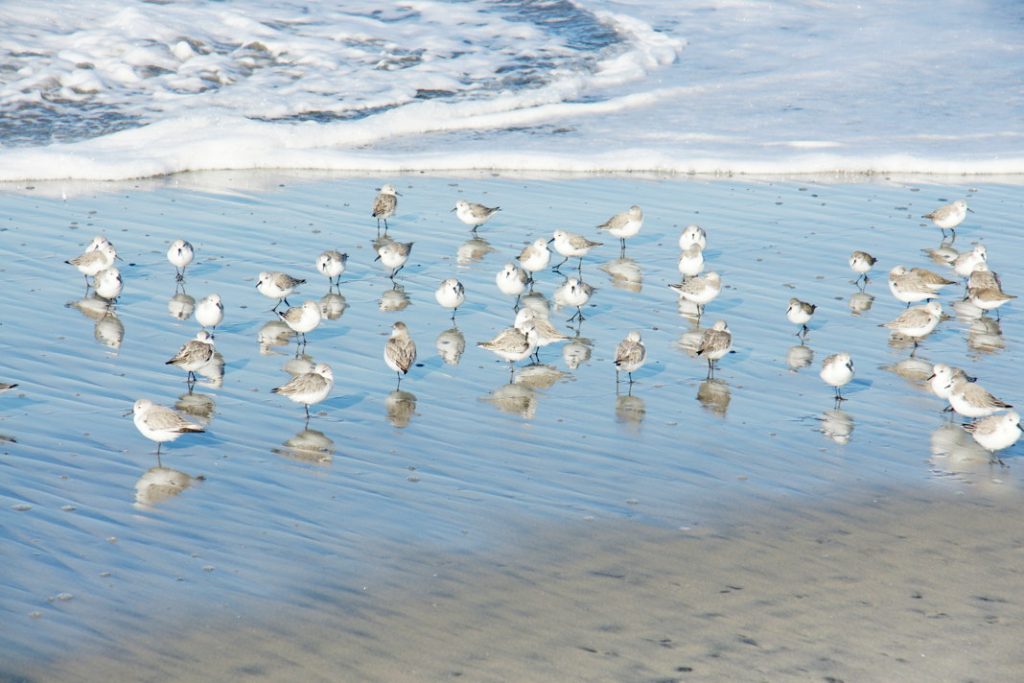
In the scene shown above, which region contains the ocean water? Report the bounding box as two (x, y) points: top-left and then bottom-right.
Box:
(2, 2), (1024, 679)
(1, 0), (1022, 180)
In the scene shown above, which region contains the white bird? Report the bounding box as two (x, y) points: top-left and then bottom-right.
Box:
(849, 251), (877, 286)
(888, 266), (940, 306)
(375, 239), (413, 279)
(820, 352), (854, 401)
(597, 205), (643, 253)
(66, 242), (117, 286)
(277, 300), (322, 346)
(952, 244), (987, 279)
(614, 330), (646, 384)
(195, 294), (224, 330)
(384, 321), (417, 385)
(435, 278), (465, 319)
(517, 238), (551, 283)
(166, 330), (215, 383)
(93, 266), (123, 301)
(677, 244), (705, 279)
(948, 376), (1012, 419)
(478, 323), (537, 377)
(316, 250), (348, 286)
(926, 364), (975, 402)
(786, 298), (816, 338)
(968, 287), (1016, 318)
(257, 271), (305, 311)
(963, 411), (1022, 456)
(696, 320), (732, 378)
(678, 224), (707, 250)
(372, 184), (399, 233)
(452, 199), (500, 229)
(514, 307), (567, 357)
(882, 301), (943, 346)
(132, 398), (205, 457)
(668, 272), (721, 318)
(553, 277), (594, 322)
(550, 229), (602, 272)
(496, 262), (529, 302)
(273, 363), (334, 420)
(167, 239), (194, 282)
(922, 199), (971, 238)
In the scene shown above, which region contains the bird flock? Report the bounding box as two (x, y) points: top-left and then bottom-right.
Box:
(56, 189), (1019, 466)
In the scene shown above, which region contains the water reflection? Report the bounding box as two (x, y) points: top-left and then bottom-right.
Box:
(786, 344), (813, 372)
(599, 257), (643, 292)
(520, 291), (551, 318)
(167, 290), (195, 321)
(615, 393), (646, 427)
(67, 295), (124, 350)
(273, 427), (335, 464)
(385, 389), (417, 428)
(283, 354), (317, 377)
(819, 408), (854, 445)
(676, 298), (703, 325)
(436, 327), (466, 366)
(514, 363), (565, 390)
(379, 284), (410, 312)
(482, 383), (537, 419)
(562, 335), (593, 370)
(197, 350), (225, 388)
(967, 317), (1004, 355)
(258, 320), (295, 355)
(929, 423), (998, 475)
(924, 241), (959, 266)
(696, 378), (731, 417)
(882, 356), (933, 386)
(847, 291), (874, 316)
(457, 236), (495, 264)
(319, 291), (348, 320)
(134, 466), (200, 508)
(951, 299), (984, 323)
(175, 392), (216, 426)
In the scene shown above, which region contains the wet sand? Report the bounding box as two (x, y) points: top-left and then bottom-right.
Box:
(0, 172), (1021, 681)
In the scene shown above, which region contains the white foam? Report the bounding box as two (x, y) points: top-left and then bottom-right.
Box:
(0, 0), (1020, 180)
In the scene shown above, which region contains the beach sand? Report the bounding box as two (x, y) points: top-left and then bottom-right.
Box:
(1, 172), (1021, 681)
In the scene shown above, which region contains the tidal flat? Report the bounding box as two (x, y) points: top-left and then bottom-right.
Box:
(1, 173), (1022, 681)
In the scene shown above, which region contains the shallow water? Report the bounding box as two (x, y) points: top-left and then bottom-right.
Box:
(1, 174), (1022, 679)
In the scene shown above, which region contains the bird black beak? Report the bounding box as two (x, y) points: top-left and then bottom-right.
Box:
(967, 207), (975, 213)
(926, 374), (935, 381)
(255, 282), (260, 289)
(122, 407), (133, 417)
(547, 237), (555, 244)
(374, 254), (381, 262)
(449, 207), (456, 212)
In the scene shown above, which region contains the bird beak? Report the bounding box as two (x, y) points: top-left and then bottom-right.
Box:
(123, 407), (133, 417)
(374, 254), (381, 262)
(115, 254), (124, 261)
(1018, 423), (1023, 432)
(547, 237), (555, 244)
(449, 207), (456, 212)
(967, 207), (975, 213)
(926, 374), (935, 381)
(254, 282), (260, 289)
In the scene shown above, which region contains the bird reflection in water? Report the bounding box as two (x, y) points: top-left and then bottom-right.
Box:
(615, 393), (646, 427)
(379, 284), (410, 312)
(819, 408), (854, 445)
(273, 427), (335, 464)
(481, 383), (537, 419)
(134, 467), (202, 508)
(457, 236), (495, 265)
(385, 390), (417, 428)
(319, 291), (348, 321)
(167, 289), (195, 321)
(436, 327), (466, 366)
(786, 344), (813, 372)
(599, 257), (643, 293)
(258, 319), (295, 355)
(696, 378), (731, 418)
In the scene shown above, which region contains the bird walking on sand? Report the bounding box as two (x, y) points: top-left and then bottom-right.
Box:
(696, 320), (732, 378)
(166, 330), (216, 384)
(372, 184), (399, 234)
(272, 363), (334, 422)
(849, 251), (877, 286)
(257, 271), (306, 311)
(787, 298), (817, 339)
(922, 199), (971, 239)
(384, 321), (417, 386)
(316, 250), (348, 287)
(435, 278), (465, 320)
(167, 239), (194, 282)
(277, 300), (322, 347)
(550, 229), (602, 272)
(131, 398), (205, 460)
(820, 352), (854, 403)
(453, 199), (500, 230)
(614, 330), (646, 385)
(375, 239), (413, 280)
(597, 205), (643, 254)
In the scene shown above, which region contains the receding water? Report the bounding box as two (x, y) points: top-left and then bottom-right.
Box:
(1, 173), (1021, 680)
